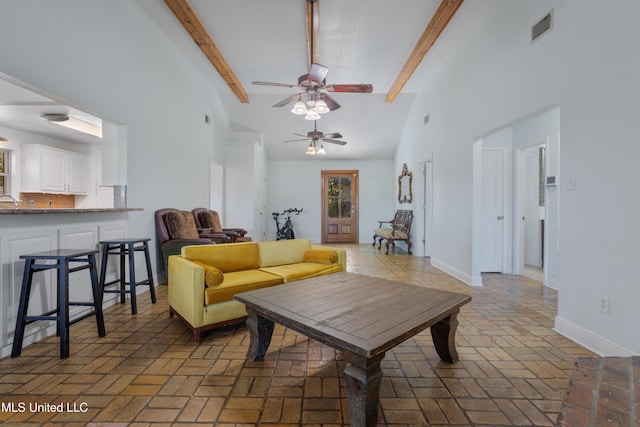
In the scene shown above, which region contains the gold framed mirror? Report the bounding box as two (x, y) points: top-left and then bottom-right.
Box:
(398, 163), (413, 204)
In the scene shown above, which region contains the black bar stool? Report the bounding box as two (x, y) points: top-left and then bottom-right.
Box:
(98, 238), (156, 315)
(12, 248), (106, 359)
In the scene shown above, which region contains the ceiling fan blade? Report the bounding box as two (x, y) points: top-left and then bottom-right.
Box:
(272, 93), (302, 108)
(325, 83), (373, 93)
(293, 133), (308, 137)
(282, 138), (310, 143)
(321, 93), (341, 111)
(323, 139), (347, 146)
(323, 132), (343, 139)
(252, 81), (297, 88)
(308, 63), (330, 84)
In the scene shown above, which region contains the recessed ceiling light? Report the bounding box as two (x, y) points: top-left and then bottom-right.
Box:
(40, 113), (69, 122)
(40, 113), (102, 138)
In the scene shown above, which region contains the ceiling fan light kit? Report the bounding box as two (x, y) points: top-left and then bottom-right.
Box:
(291, 100), (308, 115)
(304, 109), (321, 121)
(305, 140), (327, 156)
(313, 99), (329, 114)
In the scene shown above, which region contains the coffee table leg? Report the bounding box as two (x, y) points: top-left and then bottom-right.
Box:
(343, 352), (385, 427)
(245, 307), (274, 361)
(430, 309), (461, 363)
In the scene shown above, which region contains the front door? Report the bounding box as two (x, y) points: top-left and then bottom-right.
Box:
(322, 170), (358, 243)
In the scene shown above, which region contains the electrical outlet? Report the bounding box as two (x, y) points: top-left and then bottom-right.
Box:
(598, 295), (611, 315)
(65, 200), (70, 207)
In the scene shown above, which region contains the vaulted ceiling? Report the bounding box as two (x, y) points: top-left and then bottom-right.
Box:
(0, 1), (465, 161)
(156, 0), (464, 160)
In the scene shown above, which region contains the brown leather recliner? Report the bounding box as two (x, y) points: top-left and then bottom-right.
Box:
(191, 208), (251, 243)
(154, 208), (230, 277)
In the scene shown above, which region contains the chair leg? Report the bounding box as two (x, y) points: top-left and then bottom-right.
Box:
(142, 242), (157, 304)
(12, 259), (35, 358)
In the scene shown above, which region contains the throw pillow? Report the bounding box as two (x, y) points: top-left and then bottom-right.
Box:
(198, 210), (223, 232)
(304, 249), (338, 264)
(165, 211), (199, 239)
(192, 261), (225, 287)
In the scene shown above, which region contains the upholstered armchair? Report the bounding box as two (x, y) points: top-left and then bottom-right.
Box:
(192, 208), (252, 243)
(155, 209), (229, 277)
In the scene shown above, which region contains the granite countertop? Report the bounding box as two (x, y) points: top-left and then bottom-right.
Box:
(0, 208), (143, 214)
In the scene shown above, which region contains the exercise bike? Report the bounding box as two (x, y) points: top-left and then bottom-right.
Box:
(272, 208), (303, 240)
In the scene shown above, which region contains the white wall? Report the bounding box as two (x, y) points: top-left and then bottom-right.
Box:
(395, 0), (640, 355)
(267, 160), (395, 243)
(0, 1), (231, 274)
(223, 136), (267, 240)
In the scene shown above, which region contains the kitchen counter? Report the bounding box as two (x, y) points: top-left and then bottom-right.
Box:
(0, 208), (143, 214)
(0, 207), (143, 357)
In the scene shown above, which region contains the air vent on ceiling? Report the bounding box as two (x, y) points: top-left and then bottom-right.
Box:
(532, 10), (553, 43)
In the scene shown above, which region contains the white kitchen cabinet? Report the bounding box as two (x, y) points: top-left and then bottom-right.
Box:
(22, 144), (88, 194)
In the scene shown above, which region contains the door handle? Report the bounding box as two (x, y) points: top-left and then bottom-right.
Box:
(497, 215), (504, 220)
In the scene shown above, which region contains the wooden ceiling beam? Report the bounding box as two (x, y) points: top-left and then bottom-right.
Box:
(306, 0), (320, 68)
(164, 0), (249, 103)
(385, 0), (463, 103)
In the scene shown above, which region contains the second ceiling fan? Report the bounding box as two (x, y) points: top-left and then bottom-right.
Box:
(282, 120), (347, 146)
(282, 120), (346, 155)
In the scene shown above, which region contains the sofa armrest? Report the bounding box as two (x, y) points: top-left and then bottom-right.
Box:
(168, 255), (206, 328)
(311, 244), (347, 272)
(160, 239), (213, 275)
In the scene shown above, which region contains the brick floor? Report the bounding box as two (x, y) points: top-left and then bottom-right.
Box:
(0, 244), (596, 426)
(556, 356), (638, 427)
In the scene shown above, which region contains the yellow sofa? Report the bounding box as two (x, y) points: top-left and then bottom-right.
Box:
(167, 239), (346, 342)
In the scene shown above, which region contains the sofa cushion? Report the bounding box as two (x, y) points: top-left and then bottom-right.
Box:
(258, 239), (312, 267)
(260, 262), (343, 283)
(304, 249), (338, 264)
(197, 210), (223, 232)
(375, 228), (408, 240)
(166, 211), (200, 239)
(204, 270), (283, 305)
(182, 242), (259, 272)
(192, 261), (225, 287)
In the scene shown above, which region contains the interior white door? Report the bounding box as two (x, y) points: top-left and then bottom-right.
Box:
(481, 149), (504, 272)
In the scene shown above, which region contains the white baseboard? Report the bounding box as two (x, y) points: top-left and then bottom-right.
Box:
(545, 275), (559, 290)
(554, 316), (633, 357)
(430, 257), (481, 287)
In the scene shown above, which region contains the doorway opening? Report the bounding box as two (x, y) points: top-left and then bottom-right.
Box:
(515, 143), (547, 282)
(471, 106), (560, 287)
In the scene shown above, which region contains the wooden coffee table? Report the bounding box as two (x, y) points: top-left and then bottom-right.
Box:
(234, 272), (471, 427)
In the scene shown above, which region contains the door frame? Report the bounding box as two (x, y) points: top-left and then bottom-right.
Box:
(321, 170), (359, 244)
(415, 156), (433, 257)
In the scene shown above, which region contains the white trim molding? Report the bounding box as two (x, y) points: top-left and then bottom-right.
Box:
(431, 257), (482, 287)
(554, 316), (633, 357)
